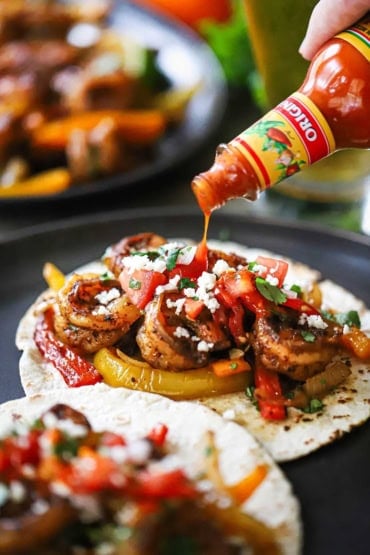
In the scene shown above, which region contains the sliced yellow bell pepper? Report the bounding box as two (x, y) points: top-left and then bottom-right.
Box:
(32, 110), (166, 150)
(93, 347), (251, 400)
(0, 168), (71, 197)
(42, 262), (66, 292)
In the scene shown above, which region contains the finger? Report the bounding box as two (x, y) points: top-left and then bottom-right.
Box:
(299, 0), (370, 60)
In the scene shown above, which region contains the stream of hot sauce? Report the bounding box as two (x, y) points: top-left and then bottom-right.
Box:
(194, 213), (210, 271)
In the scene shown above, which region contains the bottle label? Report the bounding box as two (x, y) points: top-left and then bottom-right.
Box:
(231, 92), (336, 189)
(336, 19), (370, 61)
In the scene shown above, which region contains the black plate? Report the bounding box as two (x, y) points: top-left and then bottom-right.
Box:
(1, 208), (370, 555)
(0, 0), (226, 205)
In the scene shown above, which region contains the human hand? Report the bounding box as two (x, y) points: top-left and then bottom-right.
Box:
(299, 0), (370, 60)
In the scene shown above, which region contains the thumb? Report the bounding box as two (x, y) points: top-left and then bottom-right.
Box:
(299, 0), (370, 60)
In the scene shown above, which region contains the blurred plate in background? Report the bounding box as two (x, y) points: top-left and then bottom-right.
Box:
(0, 0), (226, 205)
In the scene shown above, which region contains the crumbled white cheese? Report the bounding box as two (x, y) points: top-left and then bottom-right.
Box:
(298, 313), (328, 329)
(174, 326), (190, 339)
(155, 274), (180, 295)
(94, 287), (120, 305)
(197, 340), (214, 352)
(282, 288), (298, 299)
(265, 274), (279, 287)
(31, 499), (50, 515)
(122, 255), (167, 274)
(9, 481), (26, 503)
(343, 324), (351, 335)
(212, 259), (232, 276)
(197, 271), (217, 291)
(92, 305), (110, 317)
(43, 413), (88, 438)
(253, 264), (267, 274)
(126, 439), (152, 465)
(166, 297), (186, 315)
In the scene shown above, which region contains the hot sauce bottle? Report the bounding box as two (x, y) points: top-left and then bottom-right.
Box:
(192, 17), (370, 215)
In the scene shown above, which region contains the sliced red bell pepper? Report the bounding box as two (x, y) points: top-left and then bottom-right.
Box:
(283, 297), (320, 315)
(254, 366), (286, 421)
(216, 269), (267, 314)
(119, 268), (167, 309)
(34, 308), (102, 387)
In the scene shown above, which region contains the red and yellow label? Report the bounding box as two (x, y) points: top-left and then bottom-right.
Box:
(336, 19), (370, 61)
(231, 92), (335, 189)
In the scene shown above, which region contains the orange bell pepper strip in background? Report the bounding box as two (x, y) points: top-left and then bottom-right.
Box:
(34, 308), (103, 387)
(0, 168), (71, 197)
(341, 327), (370, 360)
(227, 464), (269, 505)
(31, 110), (167, 150)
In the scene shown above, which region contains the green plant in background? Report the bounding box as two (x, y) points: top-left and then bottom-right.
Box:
(199, 1), (255, 86)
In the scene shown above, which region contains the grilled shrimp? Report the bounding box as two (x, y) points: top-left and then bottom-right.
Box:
(57, 273), (141, 331)
(54, 273), (141, 354)
(252, 308), (343, 381)
(136, 292), (230, 370)
(104, 232), (166, 277)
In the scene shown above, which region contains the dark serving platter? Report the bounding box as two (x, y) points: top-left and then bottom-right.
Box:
(0, 0), (226, 205)
(0, 208), (369, 555)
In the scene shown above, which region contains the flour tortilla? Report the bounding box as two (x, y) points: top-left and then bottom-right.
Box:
(0, 384), (301, 555)
(16, 239), (370, 462)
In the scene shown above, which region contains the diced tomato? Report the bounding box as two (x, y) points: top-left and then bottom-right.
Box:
(168, 242), (208, 281)
(34, 308), (102, 387)
(254, 256), (288, 287)
(147, 423), (168, 447)
(254, 366), (286, 421)
(283, 297), (320, 315)
(119, 268), (167, 309)
(132, 469), (197, 499)
(217, 269), (266, 313)
(100, 431), (126, 448)
(0, 430), (41, 476)
(184, 298), (204, 320)
(61, 447), (121, 494)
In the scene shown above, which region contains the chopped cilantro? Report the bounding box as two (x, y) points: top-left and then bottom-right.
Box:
(230, 362), (238, 370)
(290, 284), (302, 295)
(31, 418), (45, 431)
(100, 271), (113, 281)
(129, 278), (141, 290)
(131, 250), (160, 261)
(322, 309), (361, 328)
(301, 330), (316, 342)
(255, 277), (287, 304)
(303, 398), (324, 413)
(178, 278), (196, 290)
(54, 436), (79, 460)
(166, 248), (181, 271)
(248, 261), (257, 271)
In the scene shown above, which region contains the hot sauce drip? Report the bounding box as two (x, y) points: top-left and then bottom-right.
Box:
(192, 17), (370, 214)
